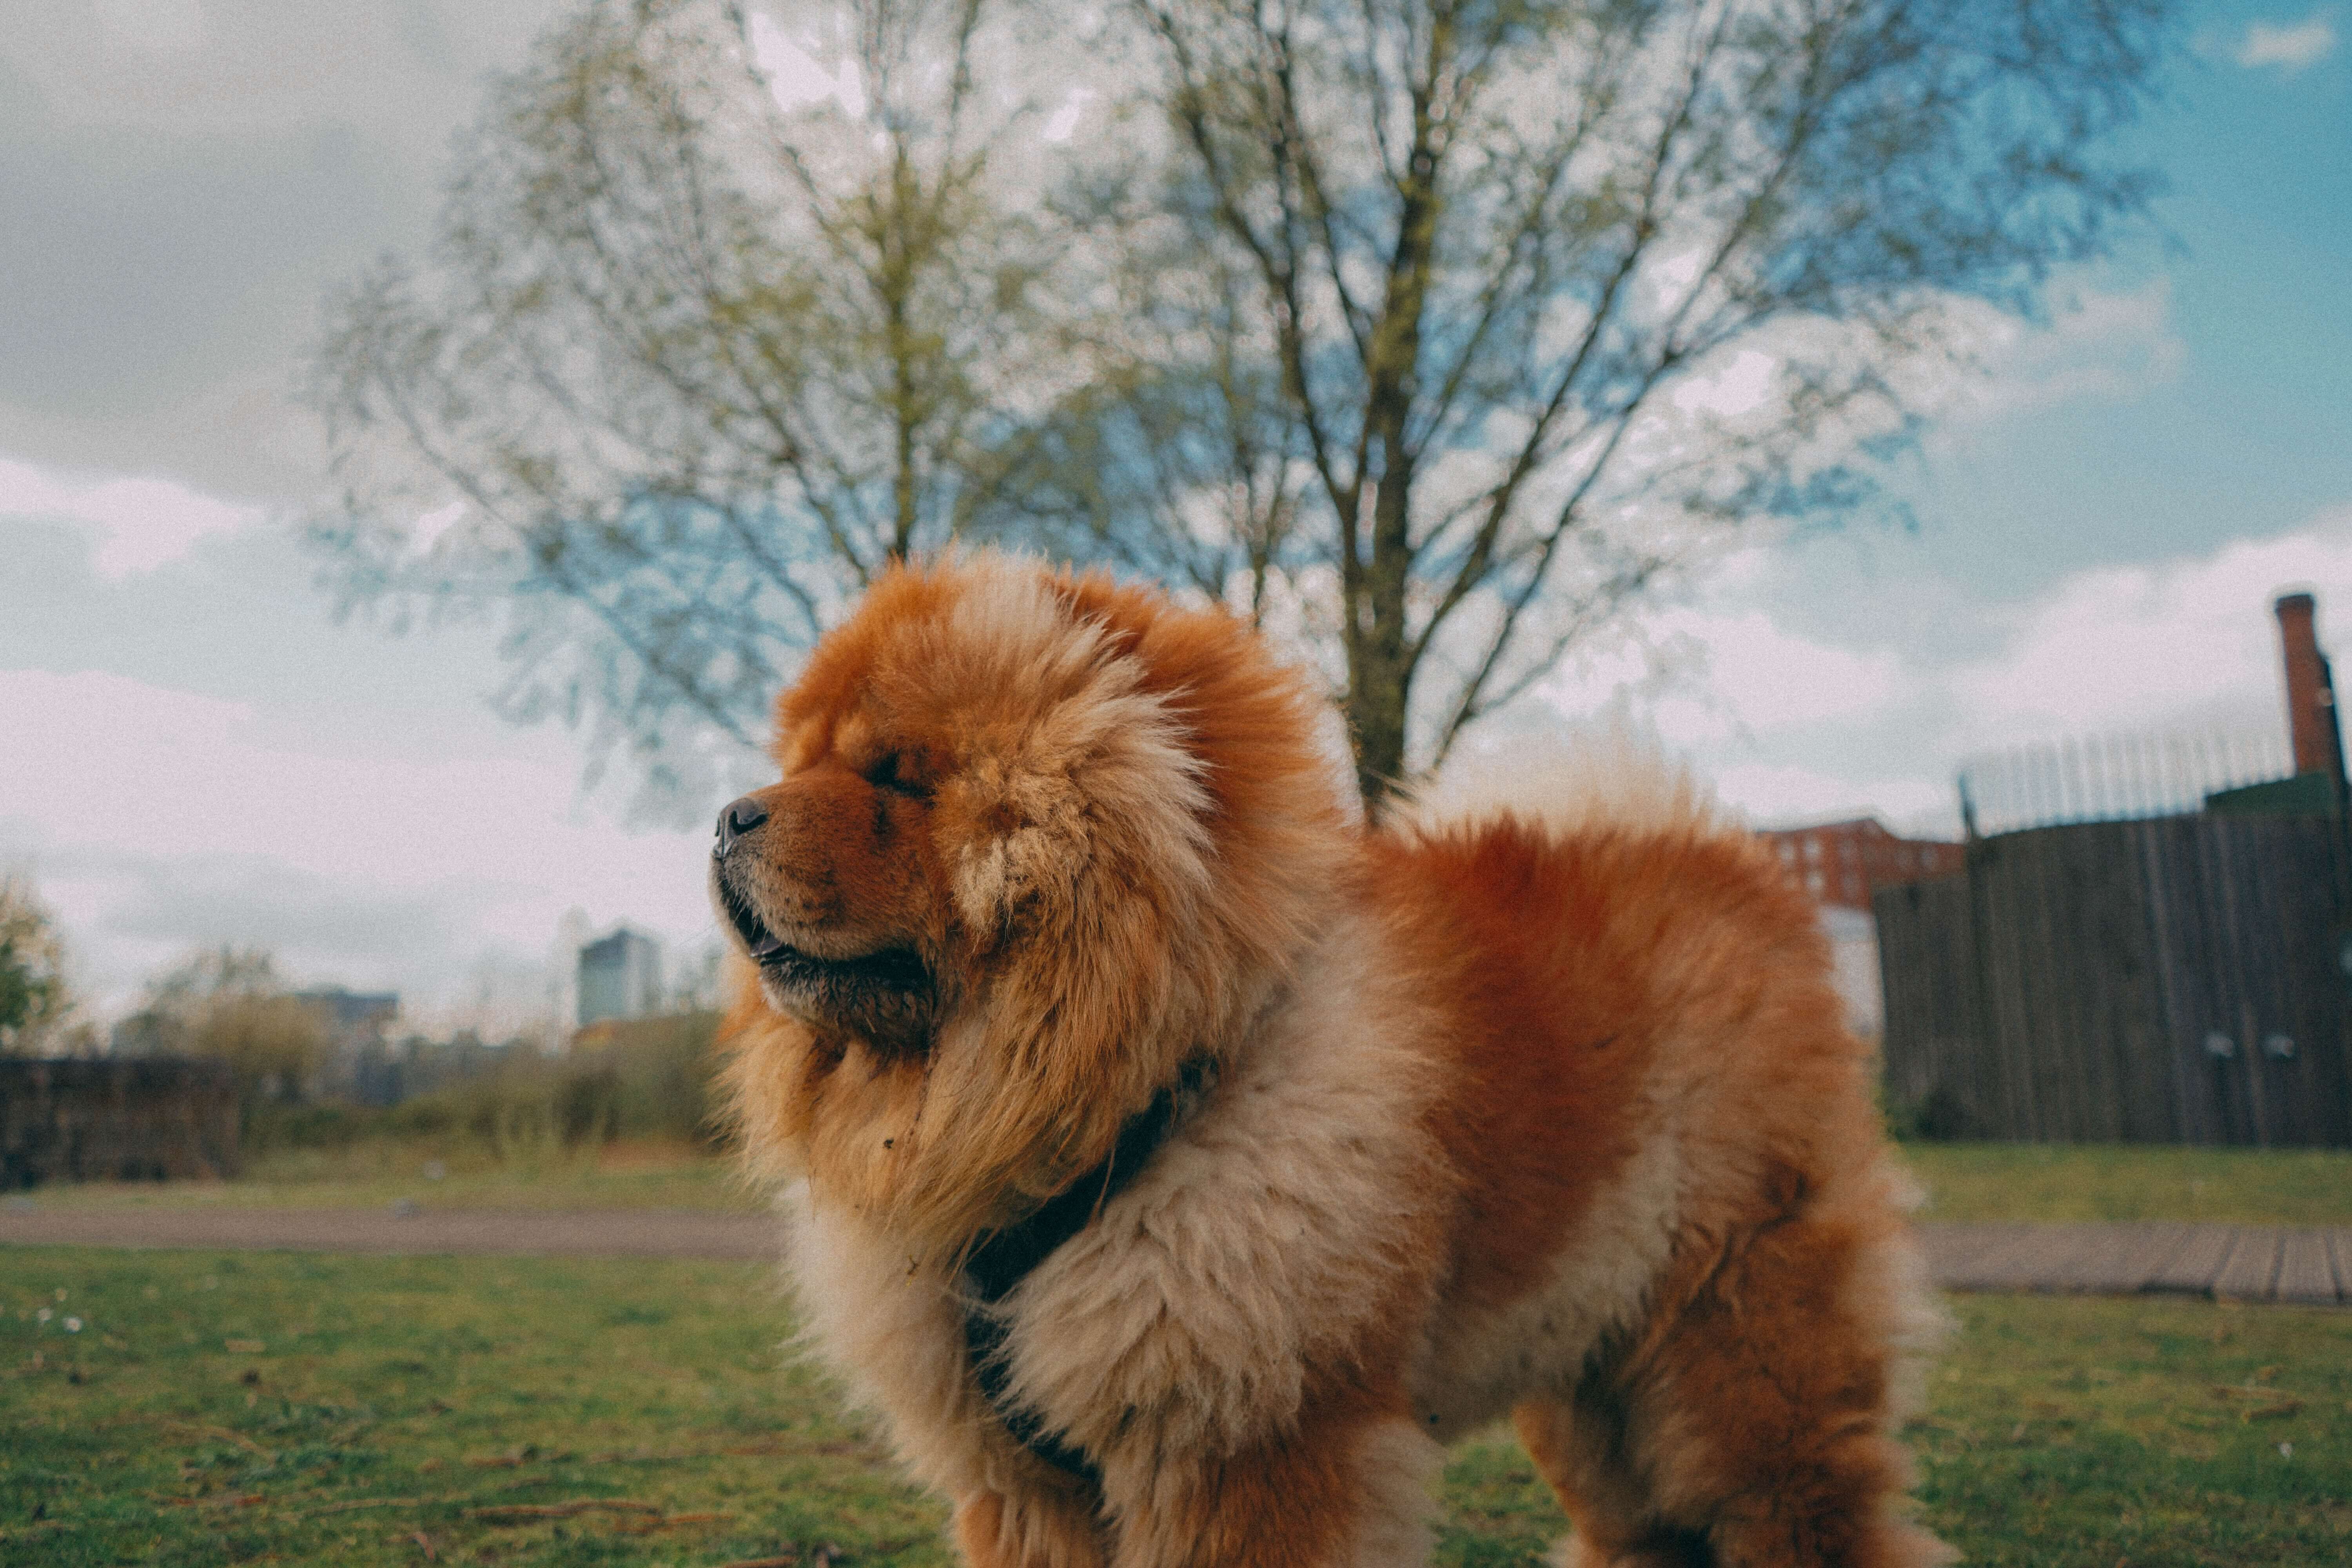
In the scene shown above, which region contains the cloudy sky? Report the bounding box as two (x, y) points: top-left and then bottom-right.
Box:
(4, 1), (2350, 1026)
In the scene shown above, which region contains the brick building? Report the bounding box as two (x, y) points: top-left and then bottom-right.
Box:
(1755, 818), (1966, 913)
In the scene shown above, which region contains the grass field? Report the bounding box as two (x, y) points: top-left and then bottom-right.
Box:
(4, 1247), (2347, 1566)
(1898, 1142), (2352, 1226)
(20, 1140), (759, 1215)
(23, 1138), (2352, 1227)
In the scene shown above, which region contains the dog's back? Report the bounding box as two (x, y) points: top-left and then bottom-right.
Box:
(1376, 748), (1952, 1565)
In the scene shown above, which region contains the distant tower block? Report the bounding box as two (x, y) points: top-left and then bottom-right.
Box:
(577, 926), (664, 1027)
(2274, 592), (2347, 789)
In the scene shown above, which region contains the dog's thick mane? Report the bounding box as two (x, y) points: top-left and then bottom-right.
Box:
(722, 554), (1354, 1260)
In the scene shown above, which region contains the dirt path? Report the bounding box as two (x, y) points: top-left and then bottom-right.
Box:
(3, 1207), (2347, 1304)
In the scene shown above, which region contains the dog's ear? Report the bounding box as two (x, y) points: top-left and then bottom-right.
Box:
(945, 688), (1213, 939)
(948, 758), (1091, 944)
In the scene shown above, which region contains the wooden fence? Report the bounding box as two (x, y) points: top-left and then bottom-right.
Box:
(0, 1057), (240, 1185)
(1876, 814), (2352, 1147)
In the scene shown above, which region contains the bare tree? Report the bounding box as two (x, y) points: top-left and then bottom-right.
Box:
(313, 0), (2168, 815)
(310, 0), (1066, 812)
(1056, 0), (2169, 805)
(974, 212), (1319, 629)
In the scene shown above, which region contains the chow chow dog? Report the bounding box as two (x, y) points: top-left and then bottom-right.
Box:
(715, 554), (1949, 1567)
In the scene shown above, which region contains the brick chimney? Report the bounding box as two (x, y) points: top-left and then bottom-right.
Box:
(2274, 592), (2347, 787)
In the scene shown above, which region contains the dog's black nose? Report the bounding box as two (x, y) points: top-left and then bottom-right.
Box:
(714, 795), (769, 859)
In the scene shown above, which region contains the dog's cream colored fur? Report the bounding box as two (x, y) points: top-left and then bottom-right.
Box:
(997, 910), (1449, 1458)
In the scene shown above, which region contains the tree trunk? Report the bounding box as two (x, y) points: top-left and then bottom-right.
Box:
(1349, 446), (1421, 813)
(1347, 641), (1410, 817)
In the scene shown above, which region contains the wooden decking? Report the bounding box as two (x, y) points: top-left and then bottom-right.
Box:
(1918, 1221), (2352, 1306)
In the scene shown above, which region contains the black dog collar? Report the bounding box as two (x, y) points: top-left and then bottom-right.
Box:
(959, 1058), (1220, 1481)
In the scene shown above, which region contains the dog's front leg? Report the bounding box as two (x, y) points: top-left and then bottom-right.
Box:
(952, 1477), (1111, 1568)
(1097, 1391), (1442, 1568)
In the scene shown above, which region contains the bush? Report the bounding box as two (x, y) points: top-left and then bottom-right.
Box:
(239, 1011), (724, 1160)
(572, 1012), (722, 1144)
(247, 1101), (370, 1150)
(1887, 1084), (1974, 1143)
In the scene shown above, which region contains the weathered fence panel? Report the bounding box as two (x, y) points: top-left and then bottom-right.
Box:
(1877, 815), (2352, 1147)
(0, 1058), (240, 1185)
(1875, 873), (1985, 1136)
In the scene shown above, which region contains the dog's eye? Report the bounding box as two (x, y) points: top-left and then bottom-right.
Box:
(866, 752), (930, 800)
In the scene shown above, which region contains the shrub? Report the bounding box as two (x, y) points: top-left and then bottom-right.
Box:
(240, 1011), (724, 1159)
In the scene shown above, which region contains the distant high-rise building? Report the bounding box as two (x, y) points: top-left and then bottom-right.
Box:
(577, 927), (664, 1027)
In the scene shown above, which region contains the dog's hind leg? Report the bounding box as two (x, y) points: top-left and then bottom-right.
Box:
(1556, 1196), (1951, 1567)
(1513, 1388), (1710, 1568)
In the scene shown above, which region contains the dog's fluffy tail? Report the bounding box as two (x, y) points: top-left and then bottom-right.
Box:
(1396, 717), (1726, 844)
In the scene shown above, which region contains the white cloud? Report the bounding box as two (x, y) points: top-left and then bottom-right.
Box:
(1600, 274), (2183, 526)
(1925, 278), (2185, 429)
(1543, 601), (1909, 746)
(746, 12), (868, 116)
(1710, 761), (1949, 829)
(1042, 87), (1096, 144)
(1669, 349), (1779, 419)
(1519, 502), (2352, 840)
(410, 499), (470, 554)
(0, 454), (261, 577)
(1642, 244), (1707, 309)
(91, 0), (207, 52)
(1949, 506), (2352, 737)
(0, 668), (717, 1015)
(2236, 14), (2337, 73)
(1693, 610), (1906, 728)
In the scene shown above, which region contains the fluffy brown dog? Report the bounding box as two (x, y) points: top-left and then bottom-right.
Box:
(717, 554), (1949, 1568)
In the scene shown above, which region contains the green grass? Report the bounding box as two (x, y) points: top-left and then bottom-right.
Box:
(5, 1249), (2348, 1565)
(22, 1140), (759, 1215)
(1899, 1142), (2352, 1226)
(1910, 1294), (2352, 1565)
(1, 1248), (929, 1567)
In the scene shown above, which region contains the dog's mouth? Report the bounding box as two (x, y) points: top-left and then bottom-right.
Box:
(716, 867), (932, 1002)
